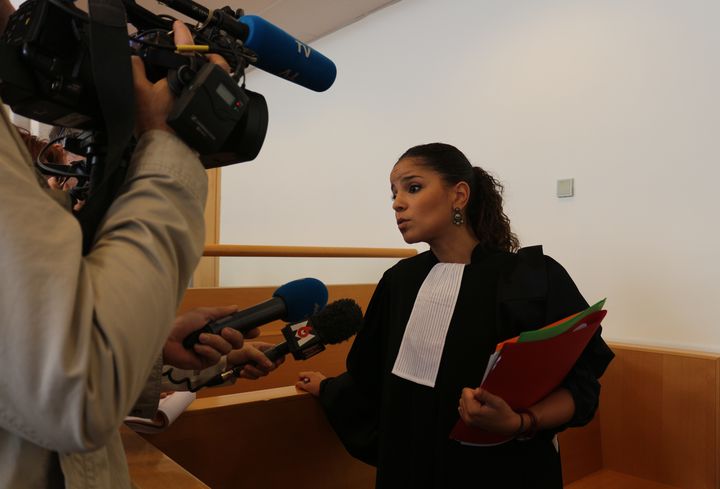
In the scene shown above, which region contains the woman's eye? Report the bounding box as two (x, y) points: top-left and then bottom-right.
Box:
(408, 184), (421, 193)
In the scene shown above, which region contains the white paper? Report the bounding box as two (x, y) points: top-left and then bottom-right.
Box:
(124, 391), (196, 434)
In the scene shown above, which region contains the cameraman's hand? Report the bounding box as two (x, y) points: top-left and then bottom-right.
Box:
(227, 342), (285, 380)
(131, 20), (231, 136)
(0, 0), (15, 36)
(131, 22), (182, 135)
(163, 305), (260, 370)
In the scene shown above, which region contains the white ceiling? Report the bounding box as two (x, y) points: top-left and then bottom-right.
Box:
(137, 0), (400, 43)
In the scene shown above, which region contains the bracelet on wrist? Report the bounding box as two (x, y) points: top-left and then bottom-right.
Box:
(515, 408), (538, 440)
(512, 412), (525, 438)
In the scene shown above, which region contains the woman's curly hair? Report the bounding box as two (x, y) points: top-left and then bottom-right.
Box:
(396, 143), (519, 252)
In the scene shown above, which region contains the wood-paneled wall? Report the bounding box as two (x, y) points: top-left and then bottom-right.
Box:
(599, 344), (719, 488)
(142, 387), (376, 489)
(558, 343), (720, 488)
(191, 168), (221, 288)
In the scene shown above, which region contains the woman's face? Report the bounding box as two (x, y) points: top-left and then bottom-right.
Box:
(390, 157), (457, 244)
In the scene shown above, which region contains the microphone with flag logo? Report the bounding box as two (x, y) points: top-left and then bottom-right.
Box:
(265, 298), (362, 362)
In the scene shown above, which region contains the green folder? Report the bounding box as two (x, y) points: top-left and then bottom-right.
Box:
(518, 298), (607, 343)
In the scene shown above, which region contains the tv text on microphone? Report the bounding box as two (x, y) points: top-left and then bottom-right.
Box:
(159, 0), (337, 92)
(266, 298), (363, 362)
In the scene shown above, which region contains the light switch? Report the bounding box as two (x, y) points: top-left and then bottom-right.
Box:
(557, 178), (574, 198)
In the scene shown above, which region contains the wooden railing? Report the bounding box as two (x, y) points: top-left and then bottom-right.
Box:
(203, 244), (417, 258)
(194, 244), (417, 287)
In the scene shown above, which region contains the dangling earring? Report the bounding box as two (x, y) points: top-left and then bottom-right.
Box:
(452, 207), (464, 226)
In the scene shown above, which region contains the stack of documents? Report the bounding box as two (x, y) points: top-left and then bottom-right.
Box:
(450, 300), (607, 446)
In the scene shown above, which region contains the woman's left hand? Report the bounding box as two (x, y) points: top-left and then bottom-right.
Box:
(457, 387), (521, 436)
(295, 371), (326, 397)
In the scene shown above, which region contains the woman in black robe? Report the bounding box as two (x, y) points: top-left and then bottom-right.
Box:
(297, 143), (614, 488)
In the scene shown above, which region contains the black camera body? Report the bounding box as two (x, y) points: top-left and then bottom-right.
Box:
(0, 0), (100, 128)
(0, 0), (268, 168)
(166, 62), (268, 167)
(0, 0), (271, 251)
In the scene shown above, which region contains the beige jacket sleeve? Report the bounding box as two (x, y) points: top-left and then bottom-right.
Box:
(0, 115), (207, 453)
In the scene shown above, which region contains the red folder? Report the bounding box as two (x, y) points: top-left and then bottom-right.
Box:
(449, 308), (607, 446)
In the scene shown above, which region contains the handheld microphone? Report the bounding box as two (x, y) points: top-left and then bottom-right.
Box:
(237, 15), (337, 92)
(264, 298), (363, 362)
(182, 277), (328, 350)
(198, 299), (363, 390)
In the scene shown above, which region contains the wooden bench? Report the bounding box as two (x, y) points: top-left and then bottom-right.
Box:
(124, 285), (719, 488)
(561, 343), (720, 488)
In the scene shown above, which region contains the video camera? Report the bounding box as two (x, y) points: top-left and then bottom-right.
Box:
(0, 0), (278, 167)
(0, 0), (335, 250)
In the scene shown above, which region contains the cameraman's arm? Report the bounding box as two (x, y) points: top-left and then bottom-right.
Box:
(0, 0), (13, 36)
(0, 22), (208, 452)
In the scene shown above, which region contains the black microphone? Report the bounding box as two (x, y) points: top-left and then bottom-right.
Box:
(197, 299), (363, 389)
(182, 277), (328, 349)
(264, 298), (363, 362)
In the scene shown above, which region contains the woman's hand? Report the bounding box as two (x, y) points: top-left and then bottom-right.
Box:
(295, 371), (326, 397)
(457, 387), (522, 437)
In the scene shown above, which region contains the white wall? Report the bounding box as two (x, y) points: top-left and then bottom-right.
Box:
(220, 0), (720, 351)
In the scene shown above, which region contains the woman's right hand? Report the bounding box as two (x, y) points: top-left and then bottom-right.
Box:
(296, 371), (326, 397)
(458, 387), (522, 436)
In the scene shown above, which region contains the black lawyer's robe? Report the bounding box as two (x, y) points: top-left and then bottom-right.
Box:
(319, 245), (614, 489)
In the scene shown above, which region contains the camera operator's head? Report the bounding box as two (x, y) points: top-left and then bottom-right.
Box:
(14, 126), (64, 164)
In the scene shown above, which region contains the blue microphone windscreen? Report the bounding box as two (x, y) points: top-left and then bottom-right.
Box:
(238, 15), (337, 92)
(273, 278), (329, 322)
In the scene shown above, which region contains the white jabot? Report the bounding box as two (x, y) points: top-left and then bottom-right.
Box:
(392, 262), (465, 387)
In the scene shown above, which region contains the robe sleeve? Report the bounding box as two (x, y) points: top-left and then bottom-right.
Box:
(317, 272), (391, 466)
(545, 256), (615, 428)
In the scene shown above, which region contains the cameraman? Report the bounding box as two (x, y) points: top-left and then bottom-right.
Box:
(0, 2), (237, 486)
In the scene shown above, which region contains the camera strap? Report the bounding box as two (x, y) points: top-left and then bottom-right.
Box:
(76, 0), (135, 253)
